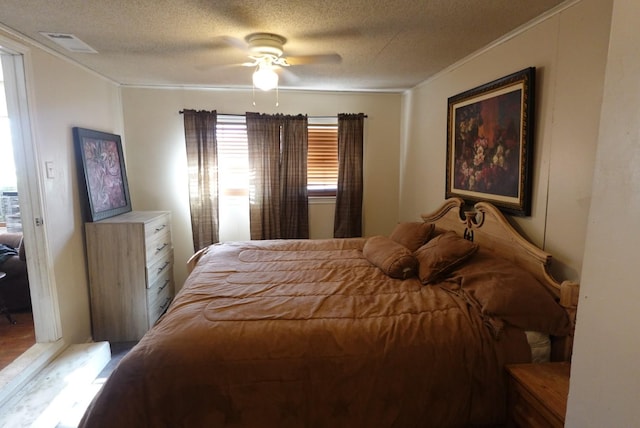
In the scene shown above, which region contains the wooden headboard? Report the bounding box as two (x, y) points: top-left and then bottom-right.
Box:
(422, 198), (579, 361)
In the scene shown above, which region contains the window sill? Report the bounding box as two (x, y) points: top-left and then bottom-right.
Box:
(309, 196), (336, 205)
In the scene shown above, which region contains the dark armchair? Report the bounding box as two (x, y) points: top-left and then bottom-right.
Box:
(0, 232), (31, 311)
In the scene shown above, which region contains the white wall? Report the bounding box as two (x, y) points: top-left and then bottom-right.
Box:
(566, 0), (640, 425)
(400, 0), (611, 282)
(0, 29), (123, 344)
(29, 47), (123, 345)
(120, 87), (402, 289)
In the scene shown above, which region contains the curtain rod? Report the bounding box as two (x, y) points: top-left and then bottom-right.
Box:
(178, 111), (367, 118)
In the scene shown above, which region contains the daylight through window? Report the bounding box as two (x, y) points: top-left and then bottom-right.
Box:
(216, 115), (338, 197)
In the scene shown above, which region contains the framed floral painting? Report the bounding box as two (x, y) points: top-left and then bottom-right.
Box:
(445, 67), (535, 216)
(73, 127), (132, 222)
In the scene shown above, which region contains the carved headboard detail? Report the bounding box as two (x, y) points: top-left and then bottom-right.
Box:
(421, 198), (579, 361)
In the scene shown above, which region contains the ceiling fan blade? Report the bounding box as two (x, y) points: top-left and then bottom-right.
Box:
(102, 39), (222, 56)
(285, 53), (342, 66)
(279, 67), (300, 85)
(194, 58), (254, 72)
(210, 35), (248, 52)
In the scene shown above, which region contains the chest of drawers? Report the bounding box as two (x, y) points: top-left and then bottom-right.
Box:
(85, 211), (174, 341)
(506, 362), (570, 427)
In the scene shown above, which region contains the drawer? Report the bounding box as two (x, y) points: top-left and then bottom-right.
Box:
(146, 250), (173, 287)
(147, 267), (174, 328)
(148, 266), (173, 298)
(508, 378), (564, 428)
(146, 228), (172, 264)
(147, 289), (173, 328)
(144, 213), (170, 241)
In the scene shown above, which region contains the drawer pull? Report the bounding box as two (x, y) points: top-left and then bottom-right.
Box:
(158, 279), (170, 294)
(155, 224), (167, 233)
(157, 261), (170, 273)
(160, 297), (171, 311)
(155, 242), (168, 253)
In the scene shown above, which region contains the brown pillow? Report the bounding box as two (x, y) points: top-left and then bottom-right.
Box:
(389, 222), (435, 252)
(414, 230), (478, 284)
(363, 235), (418, 279)
(447, 248), (572, 336)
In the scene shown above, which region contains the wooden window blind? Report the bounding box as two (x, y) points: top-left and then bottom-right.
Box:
(216, 116), (338, 197)
(307, 122), (338, 197)
(217, 115), (249, 197)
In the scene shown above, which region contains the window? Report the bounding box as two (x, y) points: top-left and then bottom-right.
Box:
(307, 119), (338, 197)
(216, 115), (338, 197)
(217, 115), (249, 197)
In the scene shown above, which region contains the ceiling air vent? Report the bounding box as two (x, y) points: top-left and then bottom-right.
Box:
(39, 32), (98, 53)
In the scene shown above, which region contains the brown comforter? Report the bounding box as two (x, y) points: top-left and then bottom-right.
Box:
(79, 238), (529, 428)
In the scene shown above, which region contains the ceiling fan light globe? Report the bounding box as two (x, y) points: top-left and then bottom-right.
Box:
(253, 67), (278, 91)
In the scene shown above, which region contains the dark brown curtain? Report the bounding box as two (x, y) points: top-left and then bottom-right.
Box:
(280, 115), (309, 238)
(183, 109), (219, 251)
(334, 113), (365, 238)
(246, 113), (282, 239)
(246, 113), (309, 240)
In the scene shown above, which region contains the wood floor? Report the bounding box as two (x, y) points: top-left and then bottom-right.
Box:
(0, 311), (36, 371)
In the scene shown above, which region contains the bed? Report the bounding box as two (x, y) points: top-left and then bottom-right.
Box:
(79, 198), (579, 428)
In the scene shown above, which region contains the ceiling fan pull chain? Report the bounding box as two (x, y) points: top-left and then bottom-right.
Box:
(252, 84), (256, 107)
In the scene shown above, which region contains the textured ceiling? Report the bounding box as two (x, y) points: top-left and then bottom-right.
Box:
(0, 0), (568, 91)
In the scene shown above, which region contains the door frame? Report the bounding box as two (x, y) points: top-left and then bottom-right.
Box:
(0, 36), (66, 408)
(1, 40), (62, 342)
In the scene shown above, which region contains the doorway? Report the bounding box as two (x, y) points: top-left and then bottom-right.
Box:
(0, 40), (64, 404)
(0, 58), (35, 370)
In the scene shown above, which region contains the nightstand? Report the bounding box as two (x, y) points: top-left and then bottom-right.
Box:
(505, 362), (570, 428)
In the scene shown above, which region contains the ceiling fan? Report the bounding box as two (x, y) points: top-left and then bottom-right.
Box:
(237, 32), (342, 91)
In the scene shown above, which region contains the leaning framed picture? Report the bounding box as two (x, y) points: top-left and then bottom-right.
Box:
(445, 67), (535, 216)
(73, 127), (132, 222)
